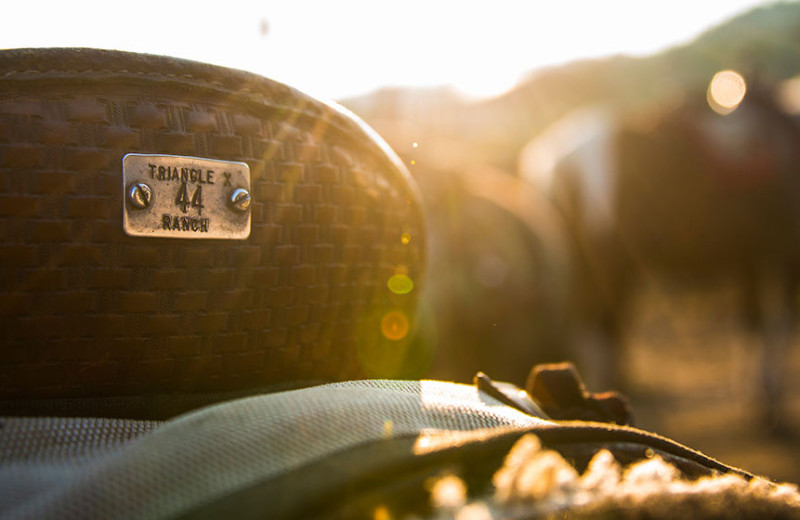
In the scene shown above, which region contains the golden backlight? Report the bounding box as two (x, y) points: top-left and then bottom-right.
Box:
(707, 70), (747, 115)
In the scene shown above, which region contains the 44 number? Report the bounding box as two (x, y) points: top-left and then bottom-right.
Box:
(175, 182), (204, 214)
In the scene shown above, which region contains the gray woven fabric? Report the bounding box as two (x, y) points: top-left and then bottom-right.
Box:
(0, 380), (551, 519)
(0, 417), (161, 465)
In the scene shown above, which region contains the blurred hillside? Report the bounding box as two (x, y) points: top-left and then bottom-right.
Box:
(342, 1), (800, 174)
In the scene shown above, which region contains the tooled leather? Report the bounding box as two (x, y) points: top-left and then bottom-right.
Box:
(0, 48), (426, 401)
(0, 48), (421, 205)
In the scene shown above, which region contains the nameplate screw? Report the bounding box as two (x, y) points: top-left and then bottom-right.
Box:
(229, 188), (252, 212)
(128, 182), (153, 209)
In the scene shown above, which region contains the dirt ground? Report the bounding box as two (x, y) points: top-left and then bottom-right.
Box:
(619, 282), (800, 485)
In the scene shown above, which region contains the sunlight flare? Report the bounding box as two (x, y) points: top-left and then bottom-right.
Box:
(708, 70), (747, 115)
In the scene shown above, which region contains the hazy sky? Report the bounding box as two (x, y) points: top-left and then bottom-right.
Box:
(1, 0), (778, 100)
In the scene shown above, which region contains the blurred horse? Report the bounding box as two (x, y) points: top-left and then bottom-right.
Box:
(519, 74), (800, 429)
(411, 163), (571, 386)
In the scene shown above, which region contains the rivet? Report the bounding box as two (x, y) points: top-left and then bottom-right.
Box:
(229, 188), (252, 212)
(128, 182), (152, 209)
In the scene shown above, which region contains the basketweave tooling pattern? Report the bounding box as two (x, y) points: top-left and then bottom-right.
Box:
(0, 50), (425, 399)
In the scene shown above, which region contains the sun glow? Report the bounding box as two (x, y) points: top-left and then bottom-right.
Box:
(0, 0), (770, 102)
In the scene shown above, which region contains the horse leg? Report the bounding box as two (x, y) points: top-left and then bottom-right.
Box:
(742, 266), (797, 432)
(572, 312), (626, 394)
(569, 233), (632, 395)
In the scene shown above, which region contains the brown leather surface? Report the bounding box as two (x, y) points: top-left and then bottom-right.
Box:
(0, 48), (426, 400)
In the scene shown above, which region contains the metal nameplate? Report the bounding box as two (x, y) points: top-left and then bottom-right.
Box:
(122, 154), (251, 240)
